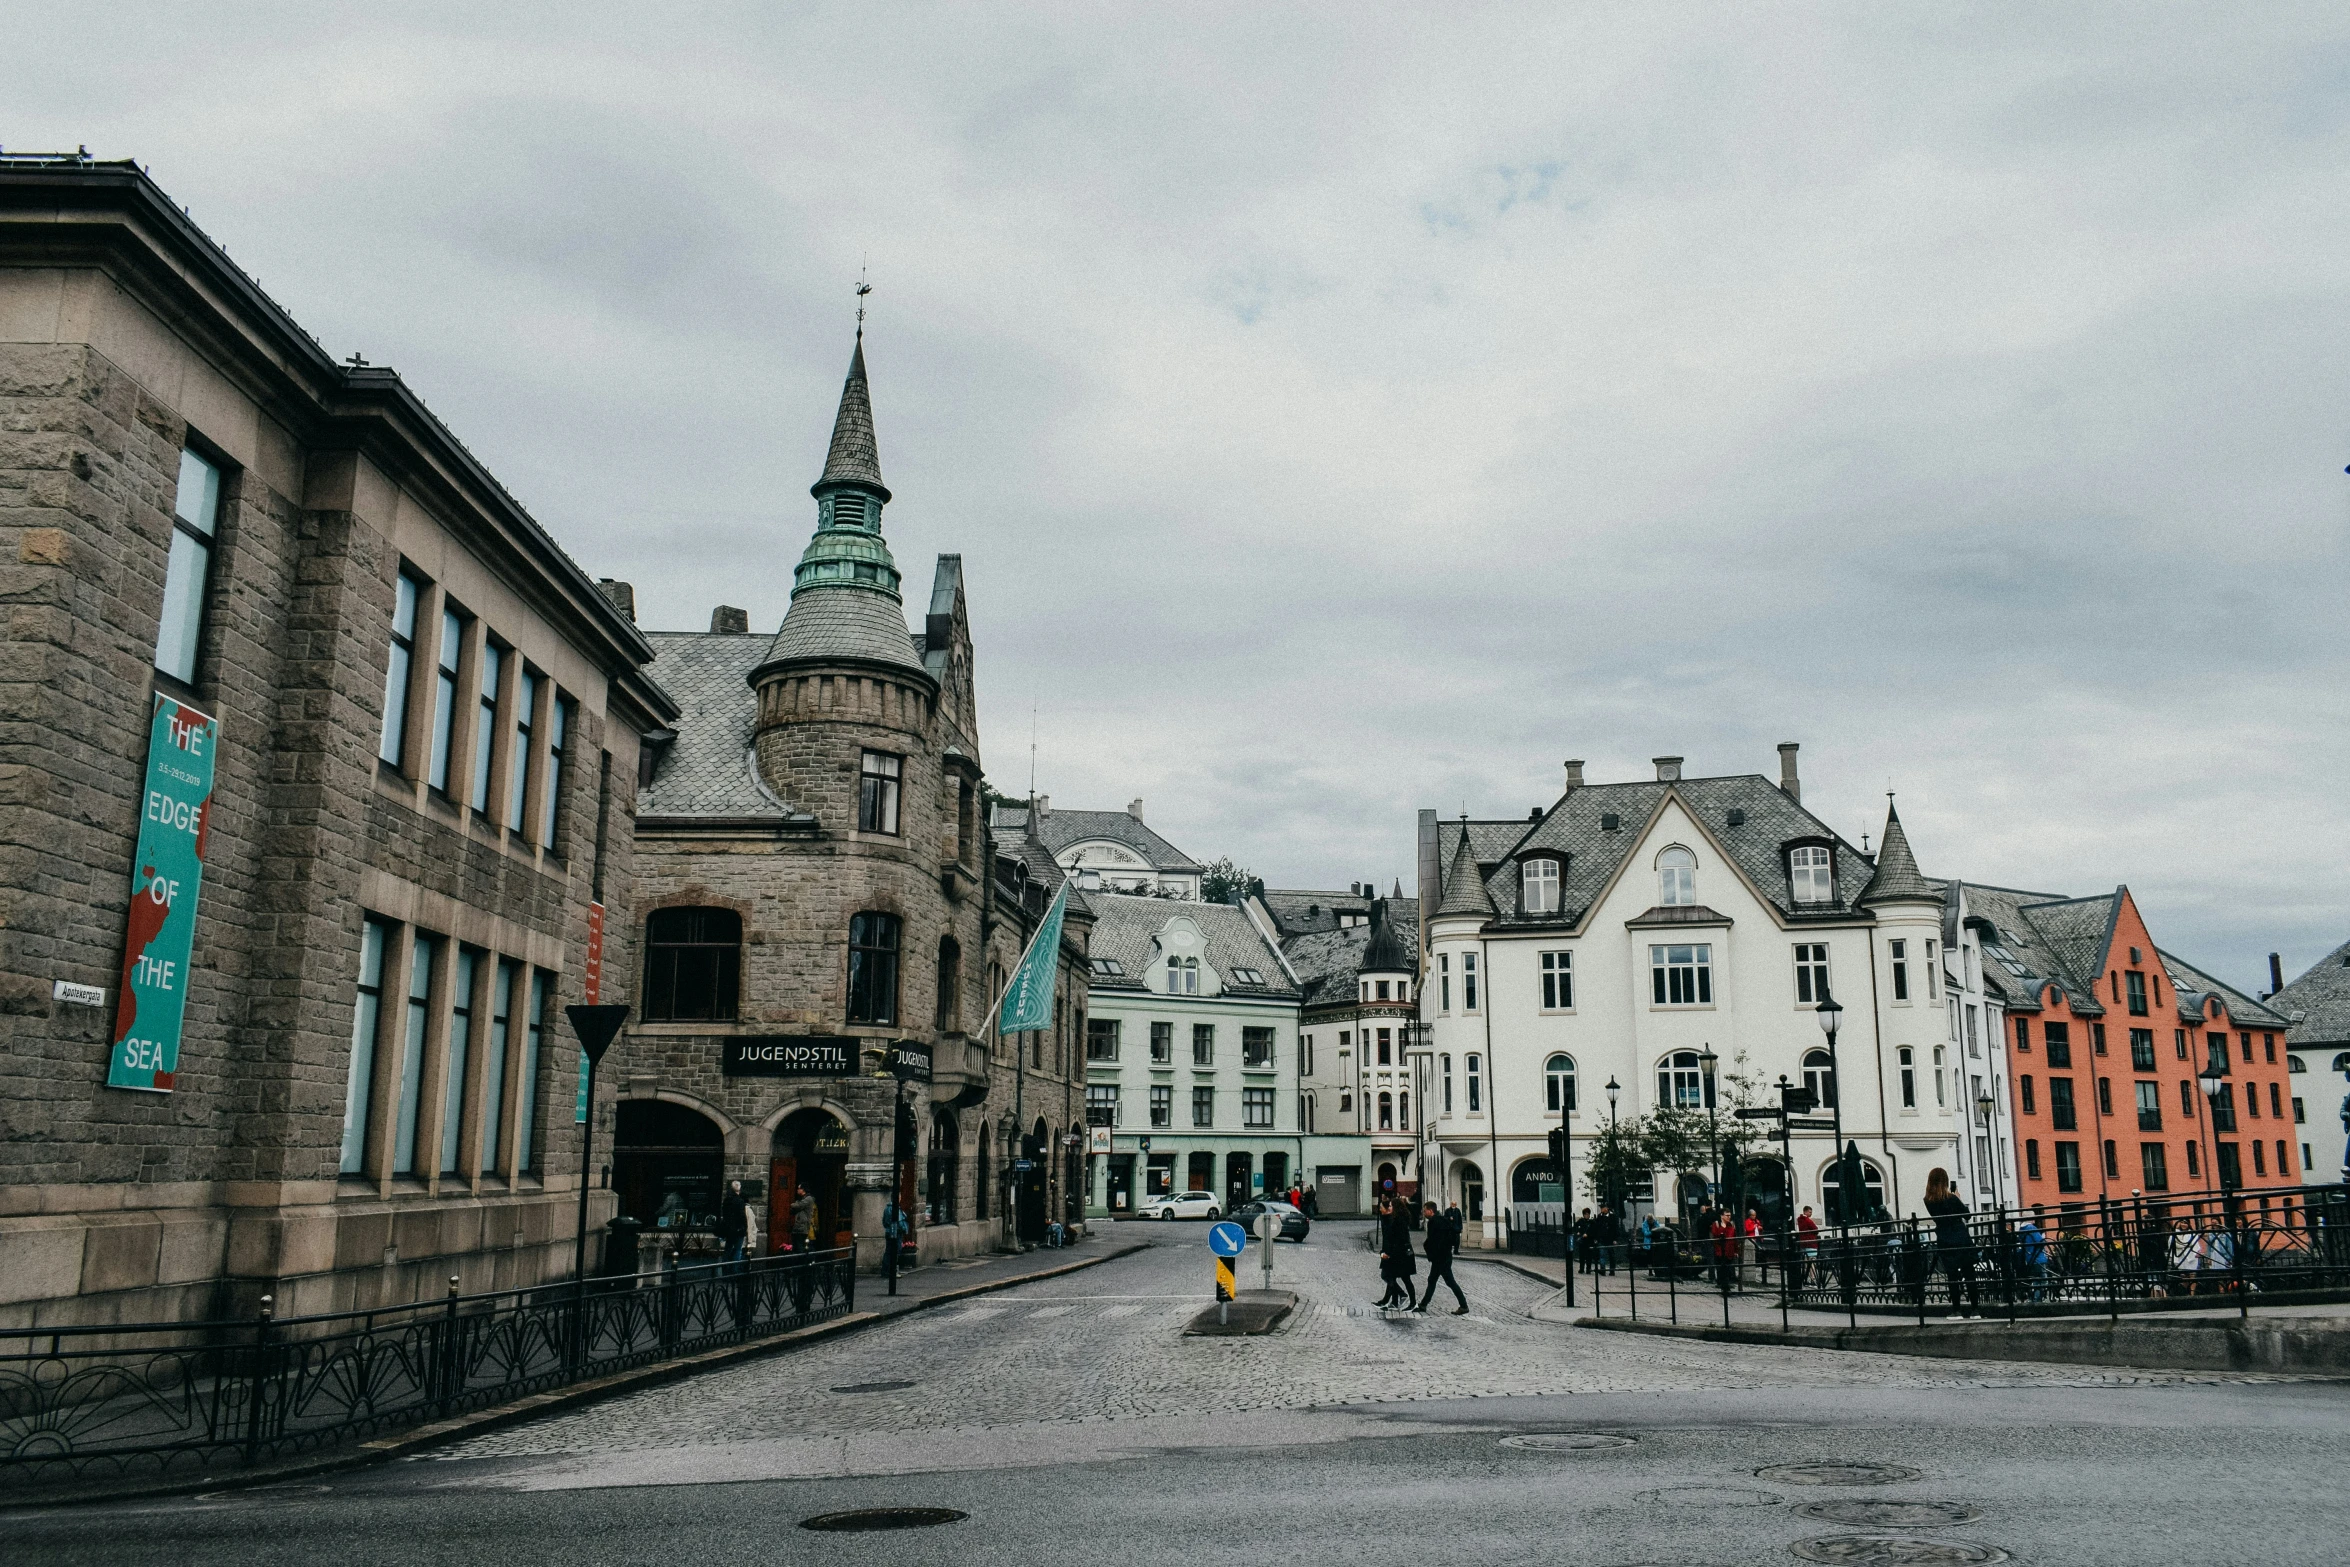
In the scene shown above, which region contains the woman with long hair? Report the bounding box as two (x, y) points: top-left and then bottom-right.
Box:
(1922, 1167), (1978, 1315)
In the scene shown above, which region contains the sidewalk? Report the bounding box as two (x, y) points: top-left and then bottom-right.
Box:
(4, 1231), (1150, 1510)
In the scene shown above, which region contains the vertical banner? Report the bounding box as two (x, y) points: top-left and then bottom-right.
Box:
(109, 694), (219, 1092)
(577, 899), (604, 1122)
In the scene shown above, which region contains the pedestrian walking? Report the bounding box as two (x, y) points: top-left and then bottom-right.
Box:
(1594, 1205), (1620, 1276)
(1922, 1167), (1978, 1314)
(1413, 1201), (1469, 1314)
(718, 1179), (749, 1264)
(1710, 1208), (1738, 1290)
(791, 1184), (818, 1254)
(881, 1195), (911, 1294)
(1374, 1196), (1416, 1308)
(1794, 1205), (1820, 1291)
(1572, 1206), (1595, 1273)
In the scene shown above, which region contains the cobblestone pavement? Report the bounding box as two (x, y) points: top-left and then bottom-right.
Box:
(435, 1221), (2297, 1464)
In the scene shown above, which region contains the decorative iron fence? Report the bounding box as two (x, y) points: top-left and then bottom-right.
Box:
(0, 1246), (856, 1490)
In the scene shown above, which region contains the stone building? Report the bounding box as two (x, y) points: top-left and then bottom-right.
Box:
(0, 156), (672, 1326)
(616, 332), (1089, 1265)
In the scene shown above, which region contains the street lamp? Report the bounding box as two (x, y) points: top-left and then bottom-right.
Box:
(1698, 1044), (1721, 1209)
(1814, 992), (1848, 1224)
(1973, 1088), (1998, 1208)
(2197, 1063), (2229, 1197)
(1604, 1076), (1622, 1223)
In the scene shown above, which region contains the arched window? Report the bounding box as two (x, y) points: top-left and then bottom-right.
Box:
(1521, 857), (1561, 915)
(1656, 1049), (1709, 1109)
(2286, 1054), (2304, 1074)
(642, 907), (741, 1022)
(935, 935), (961, 1031)
(1790, 844), (1833, 904)
(1658, 847), (1696, 906)
(1378, 1091), (1394, 1131)
(1166, 956), (1198, 995)
(1804, 1047), (1838, 1109)
(2331, 1051), (2349, 1074)
(1819, 1154), (1886, 1224)
(1545, 1053), (1577, 1113)
(847, 912), (901, 1024)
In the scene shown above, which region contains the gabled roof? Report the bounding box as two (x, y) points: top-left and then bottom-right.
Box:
(991, 804), (1204, 874)
(2274, 938), (2350, 1047)
(2160, 947), (2289, 1031)
(1433, 773), (1872, 928)
(1955, 881), (2288, 1029)
(1084, 892), (1297, 999)
(638, 632), (804, 821)
(1257, 887), (1417, 939)
(2014, 893), (2120, 1008)
(1955, 882), (2101, 1015)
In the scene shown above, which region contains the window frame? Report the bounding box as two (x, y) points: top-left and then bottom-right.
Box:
(1519, 855), (1562, 916)
(1539, 949), (1573, 1011)
(1544, 1052), (1576, 1114)
(1649, 943), (1714, 1007)
(1242, 1086), (1275, 1129)
(1793, 942), (1829, 1005)
(429, 604), (465, 795)
(858, 750), (903, 835)
(154, 444), (224, 687)
(1657, 846), (1697, 907)
(846, 910), (903, 1025)
(381, 569), (422, 768)
(1787, 842), (1834, 905)
(642, 906), (743, 1023)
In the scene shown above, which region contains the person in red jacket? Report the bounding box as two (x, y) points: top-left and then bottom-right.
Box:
(1794, 1205), (1821, 1292)
(1710, 1210), (1739, 1290)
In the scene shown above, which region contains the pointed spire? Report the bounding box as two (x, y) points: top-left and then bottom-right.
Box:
(1361, 898), (1411, 973)
(813, 336), (889, 499)
(1858, 798), (1936, 906)
(1435, 827), (1496, 919)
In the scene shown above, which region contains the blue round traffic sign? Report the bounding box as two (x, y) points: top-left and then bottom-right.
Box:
(1208, 1221), (1248, 1257)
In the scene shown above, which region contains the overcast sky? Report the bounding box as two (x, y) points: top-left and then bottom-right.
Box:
(16, 6), (2349, 994)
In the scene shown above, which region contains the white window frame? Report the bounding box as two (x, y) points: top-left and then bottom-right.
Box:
(1520, 858), (1560, 915)
(1657, 846), (1696, 907)
(1650, 943), (1713, 1007)
(1539, 950), (1573, 1011)
(1793, 942), (1829, 1005)
(1789, 844), (1833, 904)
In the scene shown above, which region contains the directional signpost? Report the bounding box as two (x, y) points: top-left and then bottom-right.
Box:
(1208, 1220), (1248, 1325)
(1253, 1209), (1282, 1293)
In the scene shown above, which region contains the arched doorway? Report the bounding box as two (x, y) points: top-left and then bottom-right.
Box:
(1674, 1171), (1710, 1227)
(1376, 1161), (1399, 1204)
(927, 1112), (961, 1226)
(1510, 1157), (1561, 1204)
(771, 1108), (852, 1253)
(1738, 1155), (1789, 1232)
(1818, 1154), (1887, 1226)
(613, 1101), (724, 1234)
(1454, 1159), (1486, 1223)
(1015, 1118), (1048, 1244)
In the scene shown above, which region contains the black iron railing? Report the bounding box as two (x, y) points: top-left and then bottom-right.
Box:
(0, 1246), (856, 1489)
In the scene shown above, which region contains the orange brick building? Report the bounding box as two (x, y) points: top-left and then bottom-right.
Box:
(1966, 885), (2300, 1212)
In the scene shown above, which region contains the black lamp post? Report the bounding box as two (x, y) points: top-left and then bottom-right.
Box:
(1604, 1075), (1622, 1223)
(1974, 1087), (1999, 1207)
(1698, 1044), (1721, 1209)
(2197, 1063), (2228, 1197)
(1814, 992), (1846, 1225)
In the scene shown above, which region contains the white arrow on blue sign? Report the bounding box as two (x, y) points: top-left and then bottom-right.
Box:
(1208, 1221), (1248, 1258)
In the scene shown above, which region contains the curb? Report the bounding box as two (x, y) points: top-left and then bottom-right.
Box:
(3, 1240), (1149, 1513)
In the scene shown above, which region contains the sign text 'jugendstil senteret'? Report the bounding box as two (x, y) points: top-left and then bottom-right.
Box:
(724, 1035), (858, 1077)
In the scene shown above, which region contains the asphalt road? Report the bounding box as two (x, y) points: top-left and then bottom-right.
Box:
(6, 1221), (2344, 1566)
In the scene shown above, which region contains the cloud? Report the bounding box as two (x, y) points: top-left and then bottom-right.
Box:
(12, 3), (2349, 989)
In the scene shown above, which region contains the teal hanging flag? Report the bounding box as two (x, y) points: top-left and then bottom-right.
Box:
(996, 881), (1069, 1036)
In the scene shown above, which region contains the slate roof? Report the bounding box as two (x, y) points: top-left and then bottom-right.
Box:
(1257, 887), (1418, 939)
(1431, 774), (1873, 928)
(637, 632), (803, 820)
(1084, 892), (1297, 999)
(1435, 831), (1499, 918)
(762, 584), (930, 680)
(815, 336), (887, 497)
(1955, 882), (2101, 1014)
(2273, 939), (2350, 1048)
(1858, 803), (1937, 906)
(2159, 947), (2289, 1031)
(990, 805), (1204, 874)
(1281, 918), (1424, 1008)
(1955, 882), (2288, 1029)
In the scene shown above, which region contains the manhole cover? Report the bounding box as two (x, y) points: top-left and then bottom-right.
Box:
(1758, 1462), (1924, 1487)
(1635, 1486), (1782, 1507)
(1790, 1538), (2006, 1565)
(1797, 1502), (1983, 1527)
(800, 1508), (967, 1532)
(1501, 1432), (1637, 1452)
(828, 1380), (917, 1394)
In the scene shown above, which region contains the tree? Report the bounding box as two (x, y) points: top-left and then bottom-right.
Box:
(1199, 856), (1262, 906)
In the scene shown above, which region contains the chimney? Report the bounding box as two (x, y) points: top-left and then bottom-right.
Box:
(1035, 794), (1050, 818)
(1777, 742), (1801, 804)
(597, 579), (636, 623)
(2269, 952), (2284, 997)
(1563, 758), (1584, 792)
(1654, 756), (1683, 783)
(1128, 797), (1145, 822)
(710, 605), (749, 634)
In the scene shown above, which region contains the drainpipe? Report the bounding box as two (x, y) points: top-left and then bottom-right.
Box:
(1482, 933), (1501, 1248)
(1866, 925), (1897, 1215)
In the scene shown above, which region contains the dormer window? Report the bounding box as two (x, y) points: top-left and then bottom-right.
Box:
(1521, 857), (1561, 915)
(1165, 956), (1198, 995)
(1657, 847), (1696, 906)
(1789, 844), (1832, 905)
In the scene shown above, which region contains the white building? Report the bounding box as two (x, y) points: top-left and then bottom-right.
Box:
(1416, 748), (1995, 1246)
(1082, 893), (1352, 1215)
(993, 797), (1204, 899)
(1271, 898), (1417, 1215)
(2272, 938), (2350, 1186)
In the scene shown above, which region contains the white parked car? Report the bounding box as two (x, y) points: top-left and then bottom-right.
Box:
(1136, 1190), (1222, 1221)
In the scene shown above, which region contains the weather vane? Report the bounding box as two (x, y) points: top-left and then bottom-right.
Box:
(855, 267), (871, 338)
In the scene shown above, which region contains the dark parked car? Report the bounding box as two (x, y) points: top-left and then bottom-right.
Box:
(1225, 1199), (1310, 1242)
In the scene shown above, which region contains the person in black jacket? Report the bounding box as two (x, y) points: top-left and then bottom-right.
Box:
(1413, 1200), (1468, 1314)
(718, 1180), (749, 1264)
(1375, 1197), (1416, 1307)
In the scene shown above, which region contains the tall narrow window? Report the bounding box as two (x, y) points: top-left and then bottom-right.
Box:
(859, 751), (902, 834)
(540, 696), (569, 848)
(430, 608), (462, 793)
(1441, 1054), (1454, 1112)
(1545, 1053), (1576, 1112)
(507, 665), (536, 829)
(1926, 940), (1939, 998)
(846, 912), (902, 1024)
(1439, 953), (1451, 1011)
(2045, 1022), (2072, 1068)
(1789, 845), (1832, 904)
(1521, 858), (1560, 915)
(2049, 1076), (2077, 1130)
(1802, 1048), (1836, 1109)
(1540, 951), (1573, 1009)
(1658, 847), (1696, 905)
(517, 970), (546, 1171)
(393, 934), (437, 1175)
(2125, 971), (2148, 1016)
(1377, 1091), (1393, 1130)
(1793, 943), (1829, 1004)
(937, 935), (962, 1031)
(381, 571), (420, 766)
(2135, 1080), (2162, 1131)
(1377, 1028), (1391, 1065)
(1465, 1052), (1483, 1113)
(470, 642), (503, 812)
(2055, 1140), (2083, 1192)
(1898, 1046), (1916, 1109)
(1889, 939), (1909, 1001)
(1934, 1045), (1947, 1107)
(1150, 1021), (1173, 1064)
(1193, 1024), (1215, 1065)
(340, 918), (389, 1174)
(441, 948), (479, 1174)
(1463, 952), (1478, 1011)
(481, 959), (515, 1171)
(154, 447), (221, 683)
(643, 908), (741, 1022)
(1193, 1085), (1216, 1127)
